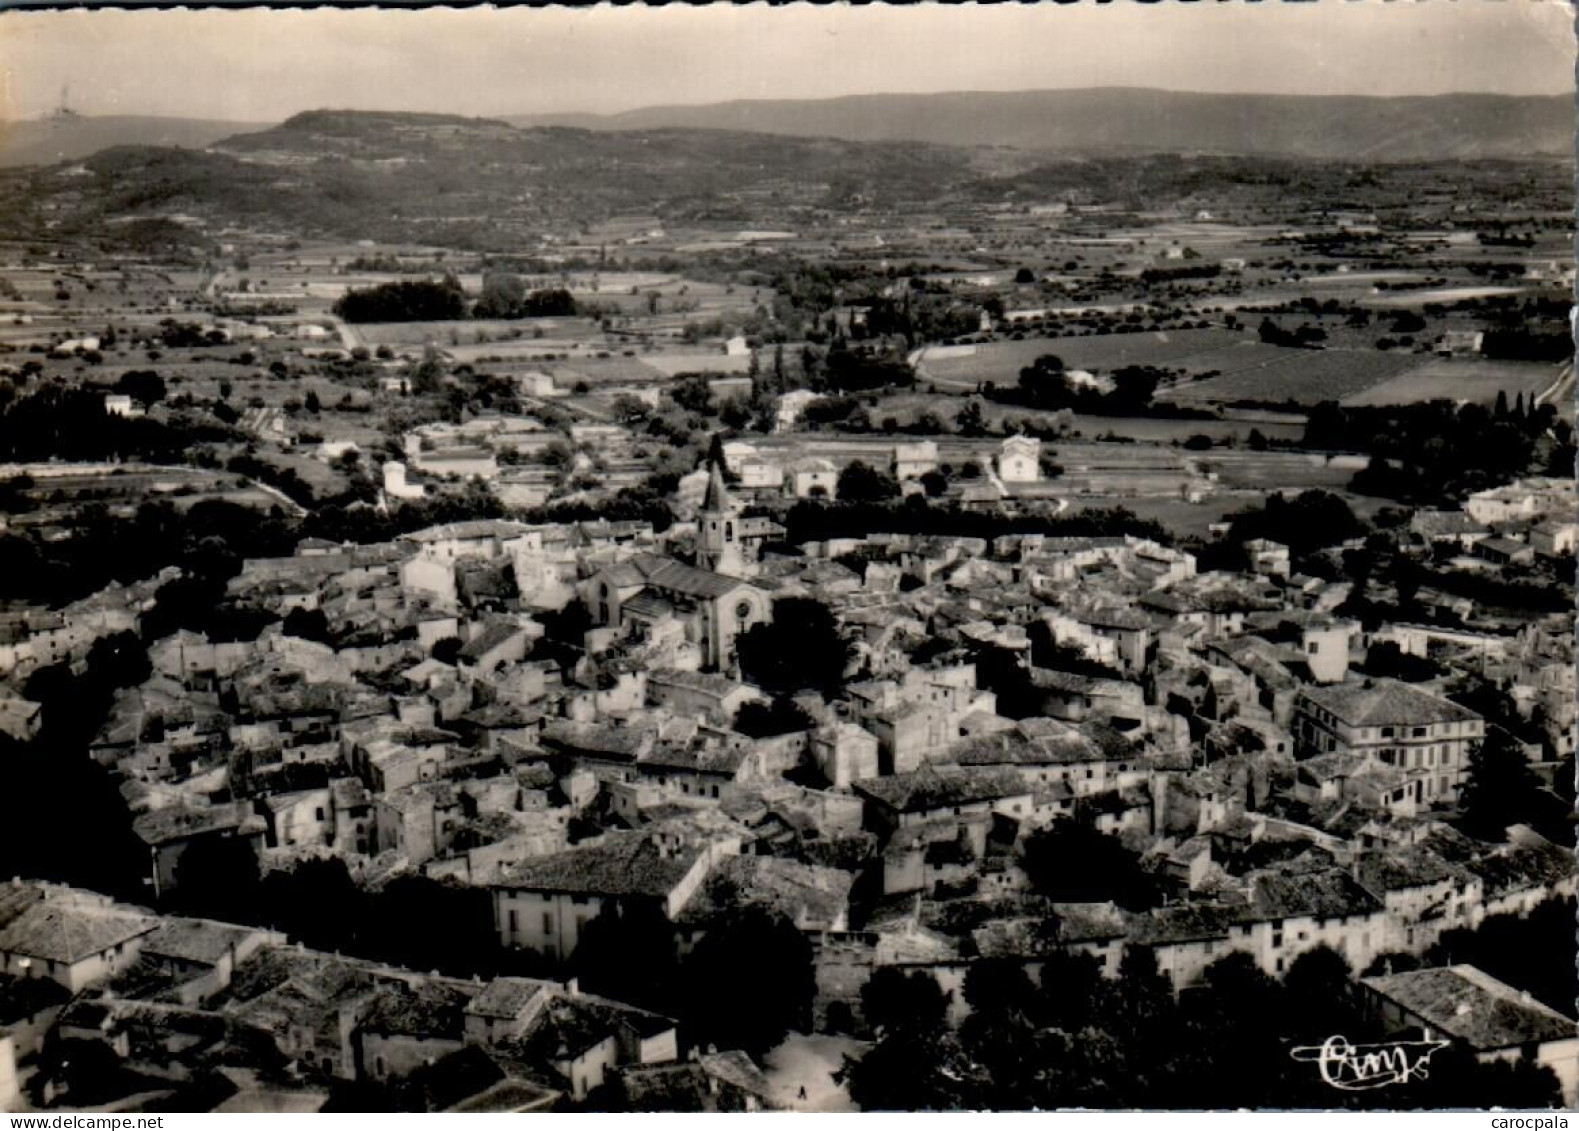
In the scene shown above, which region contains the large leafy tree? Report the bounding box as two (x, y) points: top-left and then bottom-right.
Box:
(835, 460), (900, 503)
(1459, 726), (1549, 841)
(678, 906), (814, 1056)
(736, 597), (852, 694)
(860, 967), (949, 1037)
(1020, 818), (1161, 910)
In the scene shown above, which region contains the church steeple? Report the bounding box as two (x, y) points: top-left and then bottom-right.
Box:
(697, 454), (744, 576)
(702, 459), (733, 514)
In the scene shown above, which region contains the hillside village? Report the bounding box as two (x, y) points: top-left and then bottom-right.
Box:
(0, 29), (1574, 1112)
(0, 438), (1574, 1109)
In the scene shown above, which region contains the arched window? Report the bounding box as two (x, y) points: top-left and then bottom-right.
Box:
(725, 521), (735, 540)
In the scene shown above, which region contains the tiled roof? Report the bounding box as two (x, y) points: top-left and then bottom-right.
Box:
(650, 668), (750, 698)
(944, 728), (1105, 768)
(1249, 866), (1384, 922)
(616, 1063), (712, 1111)
(607, 553), (752, 601)
(404, 520), (538, 544)
(540, 719), (652, 760)
(141, 918), (263, 966)
(1361, 965), (1576, 1050)
(674, 856), (852, 929)
(1410, 510), (1489, 538)
(131, 801), (267, 847)
(853, 764), (1029, 813)
(0, 901), (155, 965)
(698, 1050), (776, 1102)
(1354, 846), (1468, 896)
(639, 743), (751, 775)
(1129, 903), (1249, 947)
(466, 976), (558, 1021)
(1299, 679), (1481, 729)
(488, 832), (702, 899)
(361, 978), (477, 1040)
(1467, 838), (1575, 896)
(517, 992), (675, 1062)
(1051, 901), (1131, 944)
(620, 592), (677, 620)
(459, 622), (527, 661)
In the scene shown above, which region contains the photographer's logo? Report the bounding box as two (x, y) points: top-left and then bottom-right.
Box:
(1290, 1035), (1450, 1090)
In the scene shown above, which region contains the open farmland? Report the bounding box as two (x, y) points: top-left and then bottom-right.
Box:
(913, 327), (1251, 388)
(1359, 285), (1529, 310)
(1064, 493), (1258, 540)
(1156, 348), (1421, 406)
(545, 355), (669, 385)
(1340, 358), (1564, 407)
(1192, 449), (1367, 490)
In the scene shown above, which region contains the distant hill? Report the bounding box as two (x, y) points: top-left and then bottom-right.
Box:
(0, 115), (272, 168)
(0, 109), (984, 249)
(1, 106), (1567, 254)
(508, 88), (1575, 162)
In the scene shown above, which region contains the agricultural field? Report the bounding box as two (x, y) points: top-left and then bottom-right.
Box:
(1064, 492), (1257, 540)
(913, 327), (1252, 388)
(1339, 358), (1563, 407)
(1359, 285), (1529, 310)
(546, 355), (669, 386)
(1156, 348), (1421, 406)
(1064, 414), (1306, 445)
(1191, 450), (1365, 490)
(354, 317), (597, 349)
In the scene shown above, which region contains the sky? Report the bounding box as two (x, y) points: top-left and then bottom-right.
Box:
(2, 2), (1574, 122)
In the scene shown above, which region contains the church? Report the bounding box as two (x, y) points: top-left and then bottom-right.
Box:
(586, 464), (772, 672)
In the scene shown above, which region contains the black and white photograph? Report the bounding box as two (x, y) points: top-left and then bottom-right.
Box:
(0, 0), (1573, 1115)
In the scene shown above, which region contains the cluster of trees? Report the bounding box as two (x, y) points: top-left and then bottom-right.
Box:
(733, 696), (817, 739)
(569, 901), (814, 1060)
(0, 633), (156, 901)
(842, 944), (1562, 1110)
(1317, 396), (1569, 501)
(989, 354), (1164, 416)
(1223, 489), (1367, 556)
(822, 343), (915, 394)
(1139, 261), (1220, 286)
(0, 384), (233, 465)
(848, 292), (980, 348)
(1481, 327), (1573, 363)
(834, 460), (901, 503)
(333, 274), (579, 324)
(1021, 818), (1163, 910)
(1457, 724), (1570, 844)
(0, 497), (297, 611)
(155, 319), (231, 349)
(736, 597), (853, 695)
(167, 852), (527, 983)
(1257, 316), (1327, 349)
(1419, 897), (1575, 1017)
(333, 278), (468, 323)
(472, 273), (577, 319)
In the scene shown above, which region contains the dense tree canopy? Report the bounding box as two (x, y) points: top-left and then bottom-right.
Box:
(736, 597), (852, 694)
(333, 277), (468, 323)
(679, 906), (814, 1056)
(836, 460), (900, 503)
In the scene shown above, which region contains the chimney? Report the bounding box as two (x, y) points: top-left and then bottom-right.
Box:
(566, 977), (580, 998)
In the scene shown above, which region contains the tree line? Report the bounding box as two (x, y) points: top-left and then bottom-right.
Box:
(332, 273), (577, 323)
